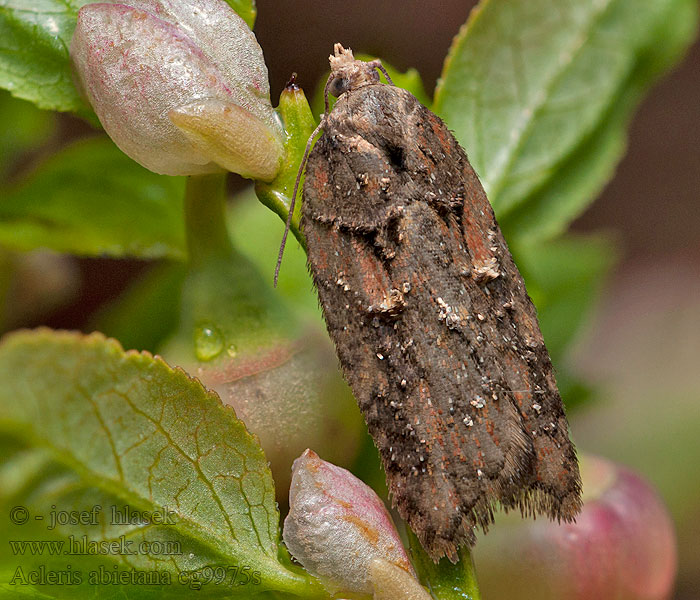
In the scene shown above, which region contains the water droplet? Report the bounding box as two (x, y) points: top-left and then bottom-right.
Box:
(226, 344), (238, 358)
(194, 324), (224, 361)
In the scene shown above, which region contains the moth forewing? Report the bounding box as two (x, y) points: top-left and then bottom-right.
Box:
(299, 44), (582, 562)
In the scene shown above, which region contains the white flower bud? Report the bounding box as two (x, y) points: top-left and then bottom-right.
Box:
(283, 449), (419, 596)
(71, 0), (283, 179)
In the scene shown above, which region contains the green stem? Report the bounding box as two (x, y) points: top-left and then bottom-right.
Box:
(181, 173), (293, 352)
(255, 84), (317, 253)
(184, 173), (232, 265)
(255, 180), (307, 251)
(408, 530), (482, 600)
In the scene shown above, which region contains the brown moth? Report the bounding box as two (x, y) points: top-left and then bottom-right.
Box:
(280, 44), (582, 562)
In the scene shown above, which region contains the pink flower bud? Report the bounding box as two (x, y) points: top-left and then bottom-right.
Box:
(283, 449), (418, 596)
(474, 454), (677, 600)
(71, 0), (284, 178)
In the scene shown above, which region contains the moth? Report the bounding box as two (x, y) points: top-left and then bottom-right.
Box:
(279, 44), (582, 562)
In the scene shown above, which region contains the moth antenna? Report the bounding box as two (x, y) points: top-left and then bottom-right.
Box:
(274, 119), (325, 287)
(322, 71), (335, 115)
(373, 61), (394, 86)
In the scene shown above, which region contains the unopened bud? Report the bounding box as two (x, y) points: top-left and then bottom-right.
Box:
(474, 454), (677, 600)
(71, 0), (283, 178)
(283, 449), (418, 596)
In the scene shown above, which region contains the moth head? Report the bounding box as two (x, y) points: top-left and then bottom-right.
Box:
(326, 43), (381, 99)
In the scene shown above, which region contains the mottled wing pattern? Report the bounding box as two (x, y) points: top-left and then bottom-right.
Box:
(302, 84), (581, 561)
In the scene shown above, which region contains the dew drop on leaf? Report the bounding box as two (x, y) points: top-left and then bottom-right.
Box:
(194, 324), (224, 361)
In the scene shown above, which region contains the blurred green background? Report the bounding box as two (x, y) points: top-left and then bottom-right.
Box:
(0, 1), (698, 597)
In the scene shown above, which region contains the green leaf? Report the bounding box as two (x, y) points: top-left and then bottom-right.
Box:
(0, 0), (93, 113)
(512, 234), (617, 364)
(0, 328), (318, 597)
(0, 90), (56, 177)
(500, 0), (699, 244)
(223, 0), (257, 29)
(435, 0), (698, 226)
(0, 137), (186, 259)
(499, 88), (626, 245)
